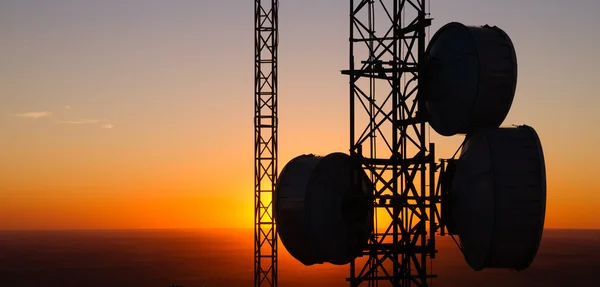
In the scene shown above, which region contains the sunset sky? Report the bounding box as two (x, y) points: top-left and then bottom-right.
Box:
(1, 0), (599, 230)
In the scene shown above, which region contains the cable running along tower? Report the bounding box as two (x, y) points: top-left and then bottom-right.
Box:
(254, 1), (278, 287)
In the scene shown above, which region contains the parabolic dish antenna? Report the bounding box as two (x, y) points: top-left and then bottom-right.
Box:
(273, 19), (547, 287)
(274, 153), (372, 266)
(449, 125), (546, 270)
(424, 22), (518, 136)
(426, 22), (547, 271)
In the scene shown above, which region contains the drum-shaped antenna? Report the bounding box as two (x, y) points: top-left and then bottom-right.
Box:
(451, 125), (546, 270)
(424, 22), (518, 136)
(275, 153), (372, 265)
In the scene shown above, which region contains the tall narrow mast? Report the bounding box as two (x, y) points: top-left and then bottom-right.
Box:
(254, 1), (278, 287)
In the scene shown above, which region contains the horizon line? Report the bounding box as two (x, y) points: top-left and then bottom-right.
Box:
(0, 227), (596, 232)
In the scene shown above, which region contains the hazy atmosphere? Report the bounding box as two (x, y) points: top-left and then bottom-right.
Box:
(2, 1), (600, 287)
(1, 0), (598, 231)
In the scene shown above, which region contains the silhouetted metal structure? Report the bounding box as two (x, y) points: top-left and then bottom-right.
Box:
(275, 153), (372, 266)
(450, 125), (546, 271)
(262, 1), (546, 286)
(423, 22), (518, 136)
(254, 1), (278, 287)
(342, 1), (437, 286)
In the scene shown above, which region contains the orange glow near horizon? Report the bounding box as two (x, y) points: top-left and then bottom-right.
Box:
(1, 0), (599, 230)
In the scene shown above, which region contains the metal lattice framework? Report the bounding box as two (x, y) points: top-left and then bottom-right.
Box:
(342, 0), (440, 286)
(254, 1), (278, 287)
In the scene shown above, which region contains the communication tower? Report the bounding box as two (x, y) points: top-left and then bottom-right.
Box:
(262, 1), (547, 287)
(254, 1), (278, 287)
(341, 1), (435, 286)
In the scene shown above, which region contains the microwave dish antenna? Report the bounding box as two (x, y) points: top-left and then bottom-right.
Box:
(275, 153), (372, 266)
(257, 1), (547, 286)
(424, 22), (518, 136)
(449, 125), (546, 271)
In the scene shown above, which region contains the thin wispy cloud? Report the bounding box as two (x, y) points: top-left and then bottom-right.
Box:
(101, 124), (114, 129)
(64, 105), (71, 110)
(16, 111), (52, 119)
(59, 119), (100, 124)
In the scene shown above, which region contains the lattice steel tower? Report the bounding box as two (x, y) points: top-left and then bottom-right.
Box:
(254, 1), (278, 287)
(265, 1), (545, 286)
(342, 1), (437, 286)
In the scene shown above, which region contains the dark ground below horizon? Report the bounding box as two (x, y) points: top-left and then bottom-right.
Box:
(0, 228), (598, 287)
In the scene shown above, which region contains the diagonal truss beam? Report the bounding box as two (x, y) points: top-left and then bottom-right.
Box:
(345, 1), (440, 286)
(254, 1), (278, 287)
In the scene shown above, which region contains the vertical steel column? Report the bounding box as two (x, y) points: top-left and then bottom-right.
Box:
(343, 1), (437, 286)
(254, 1), (278, 287)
